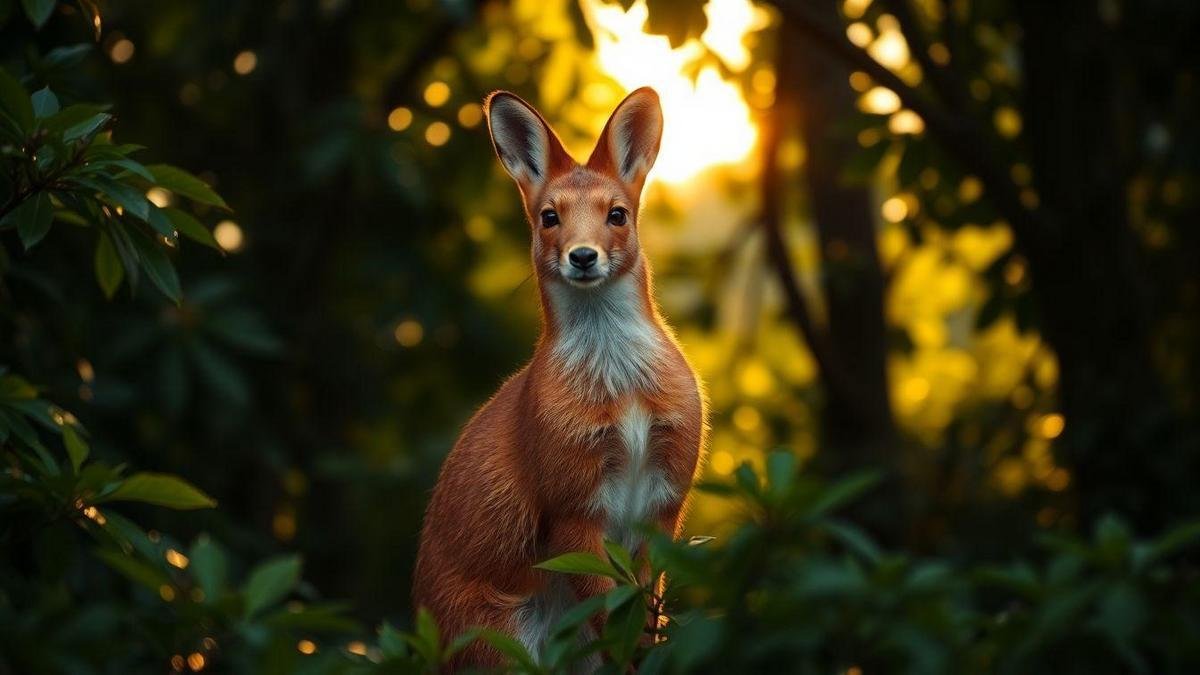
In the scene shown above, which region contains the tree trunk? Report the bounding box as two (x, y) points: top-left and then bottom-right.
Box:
(777, 18), (895, 476)
(1015, 0), (1198, 530)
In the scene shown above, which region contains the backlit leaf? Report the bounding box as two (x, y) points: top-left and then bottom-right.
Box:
(148, 164), (228, 210)
(99, 472), (217, 509)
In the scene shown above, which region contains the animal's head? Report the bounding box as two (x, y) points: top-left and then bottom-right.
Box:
(484, 87), (663, 289)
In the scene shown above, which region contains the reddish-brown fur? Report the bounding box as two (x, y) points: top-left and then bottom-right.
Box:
(413, 88), (705, 669)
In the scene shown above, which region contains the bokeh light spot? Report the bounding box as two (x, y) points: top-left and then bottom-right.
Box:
(214, 220), (244, 252)
(388, 107), (414, 131)
(233, 50), (258, 75)
(395, 319), (424, 347)
(858, 86), (901, 114)
(110, 39), (135, 64)
(424, 81), (451, 107)
(425, 122), (451, 146)
(457, 102), (483, 128)
(881, 196), (909, 222)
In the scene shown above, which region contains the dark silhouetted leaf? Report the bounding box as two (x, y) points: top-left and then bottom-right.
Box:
(242, 555), (301, 618)
(128, 229), (181, 302)
(3, 192), (53, 250)
(536, 552), (622, 580)
(62, 423), (88, 472)
(148, 164), (228, 210)
(0, 66), (33, 132)
(163, 207), (220, 250)
(21, 0), (56, 28)
(94, 230), (124, 298)
(99, 472), (216, 509)
(31, 86), (58, 118)
(189, 534), (227, 603)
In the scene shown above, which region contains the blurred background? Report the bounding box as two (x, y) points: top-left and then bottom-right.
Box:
(3, 0), (1200, 670)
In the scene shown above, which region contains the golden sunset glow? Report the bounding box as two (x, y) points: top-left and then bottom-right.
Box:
(585, 0), (768, 184)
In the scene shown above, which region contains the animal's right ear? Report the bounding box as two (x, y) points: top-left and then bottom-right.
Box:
(484, 91), (571, 195)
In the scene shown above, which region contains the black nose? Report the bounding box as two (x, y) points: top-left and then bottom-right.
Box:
(569, 247), (598, 270)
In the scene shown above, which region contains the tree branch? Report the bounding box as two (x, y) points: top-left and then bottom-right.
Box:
(758, 100), (864, 412)
(878, 0), (972, 114)
(381, 3), (479, 109)
(772, 0), (1053, 253)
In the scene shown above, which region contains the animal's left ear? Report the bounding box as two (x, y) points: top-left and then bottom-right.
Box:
(587, 87), (663, 194)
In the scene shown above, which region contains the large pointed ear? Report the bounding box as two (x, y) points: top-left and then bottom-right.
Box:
(587, 87), (663, 193)
(484, 91), (571, 196)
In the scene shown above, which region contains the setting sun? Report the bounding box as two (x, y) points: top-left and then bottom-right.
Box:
(585, 0), (769, 184)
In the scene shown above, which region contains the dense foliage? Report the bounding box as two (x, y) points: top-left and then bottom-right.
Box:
(2, 0), (1199, 673)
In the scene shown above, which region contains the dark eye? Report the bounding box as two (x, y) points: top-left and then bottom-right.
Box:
(607, 207), (628, 226)
(540, 209), (560, 228)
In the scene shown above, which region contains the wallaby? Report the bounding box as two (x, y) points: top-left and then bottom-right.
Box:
(413, 86), (706, 669)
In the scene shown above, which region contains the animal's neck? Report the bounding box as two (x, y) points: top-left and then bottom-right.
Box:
(540, 264), (664, 401)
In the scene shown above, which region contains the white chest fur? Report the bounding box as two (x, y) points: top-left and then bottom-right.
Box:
(590, 400), (677, 551)
(547, 274), (662, 401)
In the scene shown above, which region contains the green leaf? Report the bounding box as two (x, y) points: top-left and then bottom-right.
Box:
(378, 621), (409, 658)
(148, 164), (228, 210)
(95, 549), (171, 593)
(62, 423), (88, 472)
(128, 228), (182, 303)
(734, 462), (760, 496)
(108, 157), (155, 182)
(147, 204), (176, 239)
(444, 628), (482, 663)
(0, 373), (38, 399)
(164, 207), (220, 250)
(0, 67), (33, 132)
(1095, 513), (1131, 555)
(550, 593), (606, 640)
(262, 602), (360, 633)
(477, 628), (540, 673)
(75, 176), (149, 221)
(667, 614), (723, 672)
(97, 510), (158, 559)
(535, 551), (622, 580)
(603, 540), (637, 582)
(43, 43), (92, 69)
(94, 230), (124, 298)
(31, 86), (58, 118)
(603, 591), (646, 665)
(0, 408), (58, 475)
(6, 397), (59, 430)
(1142, 519), (1200, 566)
(105, 223), (140, 291)
(204, 308), (284, 355)
(99, 472), (217, 509)
(242, 555), (301, 618)
(78, 0), (101, 39)
(766, 450), (795, 499)
(415, 607), (441, 661)
(44, 103), (108, 135)
(403, 605), (441, 662)
(1090, 582), (1147, 644)
(604, 584), (639, 612)
(808, 471), (881, 517)
(4, 192), (53, 250)
(822, 518), (882, 564)
(188, 340), (250, 406)
(189, 534), (228, 603)
(62, 111), (111, 143)
(21, 0), (55, 28)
